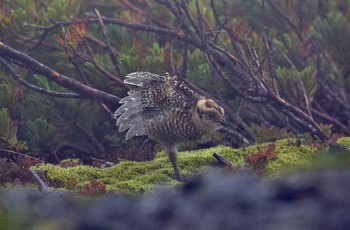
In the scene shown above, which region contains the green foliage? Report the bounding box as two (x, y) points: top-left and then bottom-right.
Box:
(0, 82), (25, 118)
(145, 43), (165, 69)
(275, 66), (317, 104)
(21, 118), (62, 156)
(41, 0), (80, 22)
(119, 46), (143, 73)
(0, 108), (26, 151)
(313, 11), (350, 70)
(187, 50), (211, 90)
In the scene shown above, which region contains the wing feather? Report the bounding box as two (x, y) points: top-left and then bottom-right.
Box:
(115, 72), (199, 140)
(115, 72), (167, 139)
(125, 122), (146, 140)
(124, 72), (165, 87)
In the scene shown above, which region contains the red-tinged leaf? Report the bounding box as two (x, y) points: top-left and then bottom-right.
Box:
(90, 179), (99, 187)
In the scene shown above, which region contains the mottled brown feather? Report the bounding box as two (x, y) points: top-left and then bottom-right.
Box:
(115, 72), (226, 181)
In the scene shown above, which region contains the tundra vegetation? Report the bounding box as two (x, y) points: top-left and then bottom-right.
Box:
(0, 0), (350, 193)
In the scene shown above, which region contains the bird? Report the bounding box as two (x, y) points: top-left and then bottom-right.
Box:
(114, 72), (227, 181)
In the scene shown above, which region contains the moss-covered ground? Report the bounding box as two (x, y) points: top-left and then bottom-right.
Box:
(32, 137), (350, 194)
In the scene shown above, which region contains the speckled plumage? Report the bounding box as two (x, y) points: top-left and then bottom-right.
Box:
(115, 72), (226, 181)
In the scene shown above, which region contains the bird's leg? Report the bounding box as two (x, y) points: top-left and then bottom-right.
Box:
(167, 146), (183, 182)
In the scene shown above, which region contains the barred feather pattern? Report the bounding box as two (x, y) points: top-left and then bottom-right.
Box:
(114, 72), (202, 143)
(114, 72), (226, 181)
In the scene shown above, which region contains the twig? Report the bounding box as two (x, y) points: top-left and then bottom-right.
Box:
(178, 0), (207, 48)
(74, 122), (106, 156)
(180, 43), (188, 78)
(83, 39), (126, 87)
(60, 26), (119, 120)
(89, 156), (114, 167)
(0, 58), (80, 98)
(30, 168), (48, 192)
(266, 0), (302, 41)
(95, 9), (123, 78)
(262, 26), (279, 95)
(61, 26), (90, 85)
(210, 0), (228, 44)
(310, 107), (350, 135)
(121, 0), (172, 29)
(0, 149), (45, 163)
(275, 100), (327, 139)
(272, 40), (313, 118)
(213, 153), (238, 170)
(206, 54), (256, 142)
(0, 41), (121, 103)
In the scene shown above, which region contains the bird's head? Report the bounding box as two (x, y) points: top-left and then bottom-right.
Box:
(195, 99), (227, 133)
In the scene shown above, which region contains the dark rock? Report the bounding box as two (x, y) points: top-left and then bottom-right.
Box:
(1, 168), (350, 229)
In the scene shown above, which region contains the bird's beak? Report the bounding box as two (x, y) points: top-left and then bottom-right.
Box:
(219, 117), (229, 127)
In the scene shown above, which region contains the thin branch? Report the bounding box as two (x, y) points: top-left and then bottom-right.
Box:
(265, 0), (302, 41)
(269, 93), (328, 140)
(210, 0), (222, 28)
(180, 43), (188, 78)
(323, 50), (349, 105)
(0, 41), (121, 104)
(82, 39), (126, 87)
(60, 28), (117, 121)
(26, 17), (200, 49)
(210, 0), (228, 44)
(213, 152), (238, 170)
(89, 156), (115, 167)
(272, 40), (313, 118)
(95, 9), (123, 78)
(207, 54), (265, 103)
(85, 34), (117, 52)
(263, 26), (279, 95)
(177, 0), (207, 49)
(206, 54), (256, 141)
(75, 122), (106, 156)
(195, 0), (205, 36)
(0, 149), (45, 163)
(121, 0), (172, 29)
(310, 108), (350, 135)
(61, 26), (90, 85)
(30, 168), (48, 192)
(0, 57), (81, 98)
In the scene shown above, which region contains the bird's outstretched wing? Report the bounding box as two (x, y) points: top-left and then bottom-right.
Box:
(115, 72), (198, 139)
(123, 72), (165, 88)
(140, 73), (198, 112)
(115, 72), (166, 139)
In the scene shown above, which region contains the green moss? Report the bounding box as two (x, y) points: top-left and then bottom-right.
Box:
(32, 138), (341, 194)
(300, 137), (350, 170)
(336, 137), (350, 148)
(264, 139), (318, 176)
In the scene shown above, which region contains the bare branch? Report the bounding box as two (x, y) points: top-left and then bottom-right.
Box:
(0, 41), (121, 104)
(30, 168), (48, 192)
(265, 0), (302, 41)
(82, 39), (126, 87)
(0, 57), (80, 98)
(94, 9), (123, 78)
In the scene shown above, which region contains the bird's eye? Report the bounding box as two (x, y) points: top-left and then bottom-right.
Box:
(206, 113), (215, 120)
